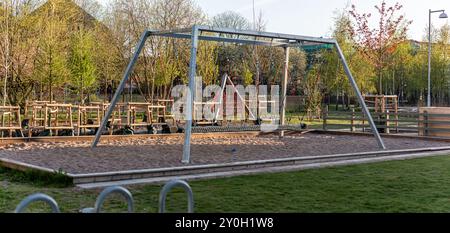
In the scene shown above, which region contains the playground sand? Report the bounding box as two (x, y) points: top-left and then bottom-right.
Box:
(0, 133), (449, 174)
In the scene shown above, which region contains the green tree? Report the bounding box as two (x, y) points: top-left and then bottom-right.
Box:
(33, 15), (69, 102)
(348, 1), (412, 94)
(389, 41), (414, 102)
(69, 30), (97, 104)
(321, 9), (375, 110)
(0, 0), (42, 107)
(303, 64), (324, 120)
(428, 24), (450, 106)
(287, 49), (306, 96)
(197, 40), (219, 86)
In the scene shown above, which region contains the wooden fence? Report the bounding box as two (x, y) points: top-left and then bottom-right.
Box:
(322, 106), (450, 136)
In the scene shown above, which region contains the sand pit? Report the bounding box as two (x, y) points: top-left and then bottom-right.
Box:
(0, 133), (449, 174)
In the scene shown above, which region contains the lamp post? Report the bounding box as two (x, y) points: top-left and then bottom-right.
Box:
(428, 9), (448, 107)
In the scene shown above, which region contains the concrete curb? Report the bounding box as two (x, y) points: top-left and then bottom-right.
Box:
(77, 150), (450, 189)
(3, 146), (450, 186)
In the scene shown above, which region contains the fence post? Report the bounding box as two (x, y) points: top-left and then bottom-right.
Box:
(323, 105), (328, 131)
(385, 110), (390, 134)
(424, 110), (429, 136)
(362, 111), (366, 133)
(351, 108), (355, 132)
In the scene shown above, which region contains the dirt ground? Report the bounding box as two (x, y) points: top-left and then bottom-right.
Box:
(0, 133), (449, 174)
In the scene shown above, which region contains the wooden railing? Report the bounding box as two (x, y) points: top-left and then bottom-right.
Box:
(322, 107), (450, 136)
(1, 100), (176, 138)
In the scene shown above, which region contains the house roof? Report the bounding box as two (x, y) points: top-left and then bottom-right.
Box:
(31, 0), (106, 31)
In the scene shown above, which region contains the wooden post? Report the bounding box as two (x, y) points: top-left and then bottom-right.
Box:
(69, 105), (74, 136)
(385, 110), (390, 134)
(395, 96), (399, 133)
(17, 107), (23, 137)
(362, 110), (366, 133)
(77, 106), (81, 136)
(45, 105), (51, 136)
(127, 105), (131, 129)
(375, 97), (379, 113)
(351, 107), (356, 132)
(8, 112), (11, 137)
(323, 105), (328, 131)
(1, 113), (4, 138)
(55, 107), (59, 136)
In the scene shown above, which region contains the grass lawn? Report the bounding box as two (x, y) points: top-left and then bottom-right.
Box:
(286, 111), (358, 130)
(1, 155), (450, 213)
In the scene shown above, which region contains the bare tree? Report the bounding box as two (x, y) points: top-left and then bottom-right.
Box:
(0, 0), (43, 106)
(1, 1), (10, 105)
(211, 11), (251, 30)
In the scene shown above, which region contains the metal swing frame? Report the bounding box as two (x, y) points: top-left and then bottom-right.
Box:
(91, 25), (386, 163)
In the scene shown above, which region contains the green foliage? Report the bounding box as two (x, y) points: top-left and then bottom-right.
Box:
(68, 30), (97, 103)
(349, 1), (412, 94)
(32, 16), (69, 101)
(303, 64), (324, 119)
(242, 62), (254, 86)
(154, 53), (180, 87)
(288, 49), (307, 95)
(197, 40), (219, 86)
(3, 1), (450, 108)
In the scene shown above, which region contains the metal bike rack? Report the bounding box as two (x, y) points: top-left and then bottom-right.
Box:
(159, 180), (194, 213)
(15, 193), (60, 213)
(80, 186), (134, 213)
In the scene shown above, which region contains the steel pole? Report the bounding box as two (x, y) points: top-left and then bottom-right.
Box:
(92, 31), (149, 147)
(182, 26), (200, 164)
(280, 47), (290, 137)
(335, 42), (386, 149)
(428, 9), (432, 107)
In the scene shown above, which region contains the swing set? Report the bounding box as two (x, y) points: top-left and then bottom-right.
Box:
(91, 25), (386, 164)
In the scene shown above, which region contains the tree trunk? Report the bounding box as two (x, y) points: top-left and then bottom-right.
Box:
(3, 2), (9, 106)
(81, 76), (84, 105)
(335, 89), (339, 111)
(378, 69), (383, 95)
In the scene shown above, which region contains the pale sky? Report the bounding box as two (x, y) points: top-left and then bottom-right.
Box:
(98, 0), (450, 41)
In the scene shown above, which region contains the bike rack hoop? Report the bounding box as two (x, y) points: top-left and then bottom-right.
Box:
(159, 180), (194, 213)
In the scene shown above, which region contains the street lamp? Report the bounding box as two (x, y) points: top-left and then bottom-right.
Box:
(428, 9), (448, 107)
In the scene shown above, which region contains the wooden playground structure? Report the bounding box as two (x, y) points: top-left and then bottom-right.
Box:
(0, 99), (176, 138)
(363, 95), (399, 114)
(0, 106), (23, 137)
(363, 95), (399, 133)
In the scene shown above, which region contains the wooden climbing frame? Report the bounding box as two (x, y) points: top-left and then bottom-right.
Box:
(27, 101), (53, 137)
(90, 102), (125, 135)
(157, 99), (175, 124)
(0, 106), (24, 137)
(363, 95), (399, 133)
(44, 104), (74, 136)
(76, 105), (101, 136)
(363, 95), (398, 113)
(126, 102), (168, 130)
(24, 100), (56, 117)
